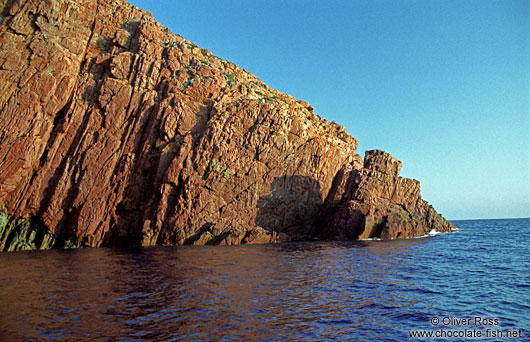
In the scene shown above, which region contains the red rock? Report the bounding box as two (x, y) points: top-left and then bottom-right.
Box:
(0, 0), (455, 251)
(322, 150), (455, 240)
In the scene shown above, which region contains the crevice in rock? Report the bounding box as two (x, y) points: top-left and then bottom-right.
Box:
(80, 1), (98, 67)
(0, 0), (16, 18)
(0, 0), (23, 28)
(38, 100), (70, 167)
(5, 26), (25, 37)
(182, 222), (214, 245)
(371, 216), (387, 239)
(36, 109), (93, 219)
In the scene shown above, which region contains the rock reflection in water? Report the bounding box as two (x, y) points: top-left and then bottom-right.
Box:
(1, 220), (529, 341)
(0, 240), (422, 341)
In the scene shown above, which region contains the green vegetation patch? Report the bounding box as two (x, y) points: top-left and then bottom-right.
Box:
(209, 159), (234, 178)
(0, 207), (57, 252)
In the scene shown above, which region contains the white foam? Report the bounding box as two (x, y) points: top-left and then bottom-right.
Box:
(428, 229), (441, 236)
(407, 230), (440, 239)
(360, 229), (450, 241)
(405, 229), (443, 240)
(359, 237), (381, 241)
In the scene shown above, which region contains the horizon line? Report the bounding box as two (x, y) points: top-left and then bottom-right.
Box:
(450, 216), (530, 221)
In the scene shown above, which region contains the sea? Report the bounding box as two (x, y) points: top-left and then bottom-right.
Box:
(0, 218), (528, 341)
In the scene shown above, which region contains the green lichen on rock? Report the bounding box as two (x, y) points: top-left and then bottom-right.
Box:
(63, 239), (78, 249)
(209, 159), (234, 178)
(0, 208), (56, 252)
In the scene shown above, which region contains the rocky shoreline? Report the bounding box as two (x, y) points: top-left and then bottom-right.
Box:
(0, 0), (455, 251)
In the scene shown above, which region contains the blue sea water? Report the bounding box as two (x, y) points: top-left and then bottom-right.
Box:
(0, 218), (528, 341)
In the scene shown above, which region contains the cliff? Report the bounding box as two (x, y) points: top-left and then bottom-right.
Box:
(0, 0), (455, 251)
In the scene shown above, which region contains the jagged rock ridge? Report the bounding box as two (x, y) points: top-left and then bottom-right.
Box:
(0, 0), (455, 251)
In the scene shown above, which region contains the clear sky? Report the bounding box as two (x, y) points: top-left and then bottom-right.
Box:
(128, 0), (529, 220)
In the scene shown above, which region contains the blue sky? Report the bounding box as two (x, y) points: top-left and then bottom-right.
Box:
(129, 0), (529, 220)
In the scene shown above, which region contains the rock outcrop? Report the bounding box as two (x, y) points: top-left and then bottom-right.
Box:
(0, 0), (455, 251)
(322, 150), (455, 240)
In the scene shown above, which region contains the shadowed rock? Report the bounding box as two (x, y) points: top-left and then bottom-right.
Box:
(256, 175), (322, 240)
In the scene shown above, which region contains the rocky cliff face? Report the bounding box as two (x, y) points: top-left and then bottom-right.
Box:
(0, 0), (455, 251)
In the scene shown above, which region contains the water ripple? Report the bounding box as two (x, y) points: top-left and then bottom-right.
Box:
(0, 218), (528, 341)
